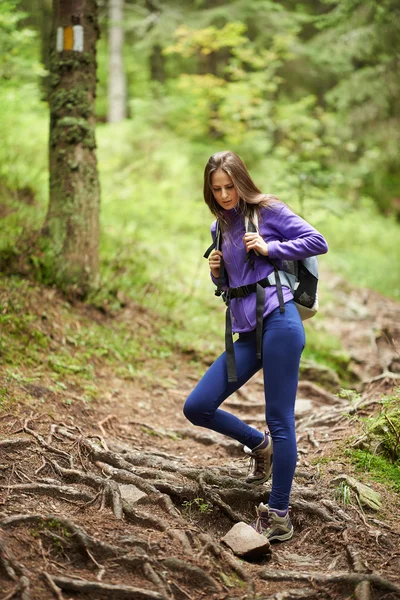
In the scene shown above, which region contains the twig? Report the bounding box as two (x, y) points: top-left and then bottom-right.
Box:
(97, 415), (118, 438)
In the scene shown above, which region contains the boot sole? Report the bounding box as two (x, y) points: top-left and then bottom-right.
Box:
(269, 528), (294, 542)
(245, 466), (273, 485)
(245, 473), (272, 485)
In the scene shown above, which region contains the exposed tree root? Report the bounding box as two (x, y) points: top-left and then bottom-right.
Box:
(0, 512), (225, 595)
(44, 575), (168, 599)
(259, 569), (400, 596)
(23, 425), (72, 463)
(0, 483), (94, 503)
(354, 580), (372, 600)
(290, 499), (342, 523)
(198, 532), (255, 597)
(0, 438), (32, 450)
(42, 572), (65, 600)
(265, 589), (319, 600)
(0, 513), (123, 558)
(161, 557), (223, 593)
(0, 531), (31, 599)
(1, 416), (398, 600)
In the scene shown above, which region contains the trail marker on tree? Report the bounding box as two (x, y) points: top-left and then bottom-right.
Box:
(42, 0), (100, 296)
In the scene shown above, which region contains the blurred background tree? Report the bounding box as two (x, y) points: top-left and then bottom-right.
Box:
(1, 0), (399, 313)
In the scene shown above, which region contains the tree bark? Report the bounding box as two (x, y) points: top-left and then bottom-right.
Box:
(150, 44), (165, 84)
(44, 0), (100, 296)
(107, 0), (127, 122)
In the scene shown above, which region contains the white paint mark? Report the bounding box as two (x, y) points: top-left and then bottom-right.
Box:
(56, 27), (63, 52)
(73, 25), (84, 52)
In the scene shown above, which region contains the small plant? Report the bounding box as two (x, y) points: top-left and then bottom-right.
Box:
(355, 389), (400, 463)
(334, 481), (352, 505)
(182, 497), (213, 514)
(337, 388), (362, 404)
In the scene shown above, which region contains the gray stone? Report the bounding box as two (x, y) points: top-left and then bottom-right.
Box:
(119, 484), (147, 508)
(295, 398), (313, 415)
(299, 359), (341, 393)
(221, 521), (271, 558)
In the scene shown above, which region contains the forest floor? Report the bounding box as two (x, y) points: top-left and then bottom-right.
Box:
(0, 272), (399, 600)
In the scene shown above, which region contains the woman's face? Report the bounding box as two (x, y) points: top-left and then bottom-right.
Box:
(211, 168), (239, 210)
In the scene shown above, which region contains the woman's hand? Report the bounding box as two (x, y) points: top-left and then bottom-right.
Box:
(243, 232), (269, 256)
(209, 250), (223, 278)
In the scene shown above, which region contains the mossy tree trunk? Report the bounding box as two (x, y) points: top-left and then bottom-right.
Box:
(43, 0), (100, 296)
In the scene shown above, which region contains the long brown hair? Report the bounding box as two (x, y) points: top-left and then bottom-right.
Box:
(203, 151), (278, 230)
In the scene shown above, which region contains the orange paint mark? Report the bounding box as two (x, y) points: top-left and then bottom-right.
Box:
(64, 26), (74, 51)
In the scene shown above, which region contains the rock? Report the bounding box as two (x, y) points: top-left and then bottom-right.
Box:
(299, 360), (341, 393)
(295, 398), (313, 415)
(221, 522), (271, 559)
(332, 475), (381, 511)
(297, 381), (340, 405)
(119, 484), (147, 509)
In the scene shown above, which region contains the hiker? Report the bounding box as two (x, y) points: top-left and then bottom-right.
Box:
(183, 151), (328, 542)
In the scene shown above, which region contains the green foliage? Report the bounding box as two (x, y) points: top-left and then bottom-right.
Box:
(163, 20), (296, 146)
(309, 0), (400, 210)
(182, 497), (213, 514)
(0, 0), (45, 84)
(334, 481), (352, 505)
(320, 201), (400, 300)
(355, 390), (400, 463)
(348, 450), (400, 494)
(1, 0), (400, 390)
(339, 389), (400, 493)
(0, 275), (179, 395)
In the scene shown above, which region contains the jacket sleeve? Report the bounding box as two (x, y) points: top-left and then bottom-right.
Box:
(209, 221), (229, 290)
(265, 204), (328, 261)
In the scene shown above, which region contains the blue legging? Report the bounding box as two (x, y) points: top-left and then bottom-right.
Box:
(183, 300), (305, 510)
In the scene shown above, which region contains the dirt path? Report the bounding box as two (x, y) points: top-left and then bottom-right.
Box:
(0, 275), (399, 600)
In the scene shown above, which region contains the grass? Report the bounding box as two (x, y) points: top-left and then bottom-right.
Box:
(348, 449), (400, 493)
(339, 389), (400, 494)
(1, 83), (400, 385)
(0, 274), (185, 405)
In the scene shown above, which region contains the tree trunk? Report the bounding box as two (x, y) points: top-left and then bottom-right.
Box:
(44, 0), (100, 296)
(150, 44), (165, 84)
(107, 0), (127, 122)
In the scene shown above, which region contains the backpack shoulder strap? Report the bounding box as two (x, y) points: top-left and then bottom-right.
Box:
(204, 220), (221, 258)
(245, 211), (259, 233)
(244, 211), (259, 265)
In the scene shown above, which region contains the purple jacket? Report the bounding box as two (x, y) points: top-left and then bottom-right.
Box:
(210, 202), (328, 333)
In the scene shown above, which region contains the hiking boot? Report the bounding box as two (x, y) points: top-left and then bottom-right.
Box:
(251, 502), (293, 542)
(244, 430), (273, 484)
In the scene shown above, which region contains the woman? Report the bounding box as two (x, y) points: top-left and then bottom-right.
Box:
(183, 151), (328, 541)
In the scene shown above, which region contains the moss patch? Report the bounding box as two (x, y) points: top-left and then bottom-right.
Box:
(347, 449), (400, 493)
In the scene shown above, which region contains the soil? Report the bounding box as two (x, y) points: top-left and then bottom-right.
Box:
(0, 273), (399, 600)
